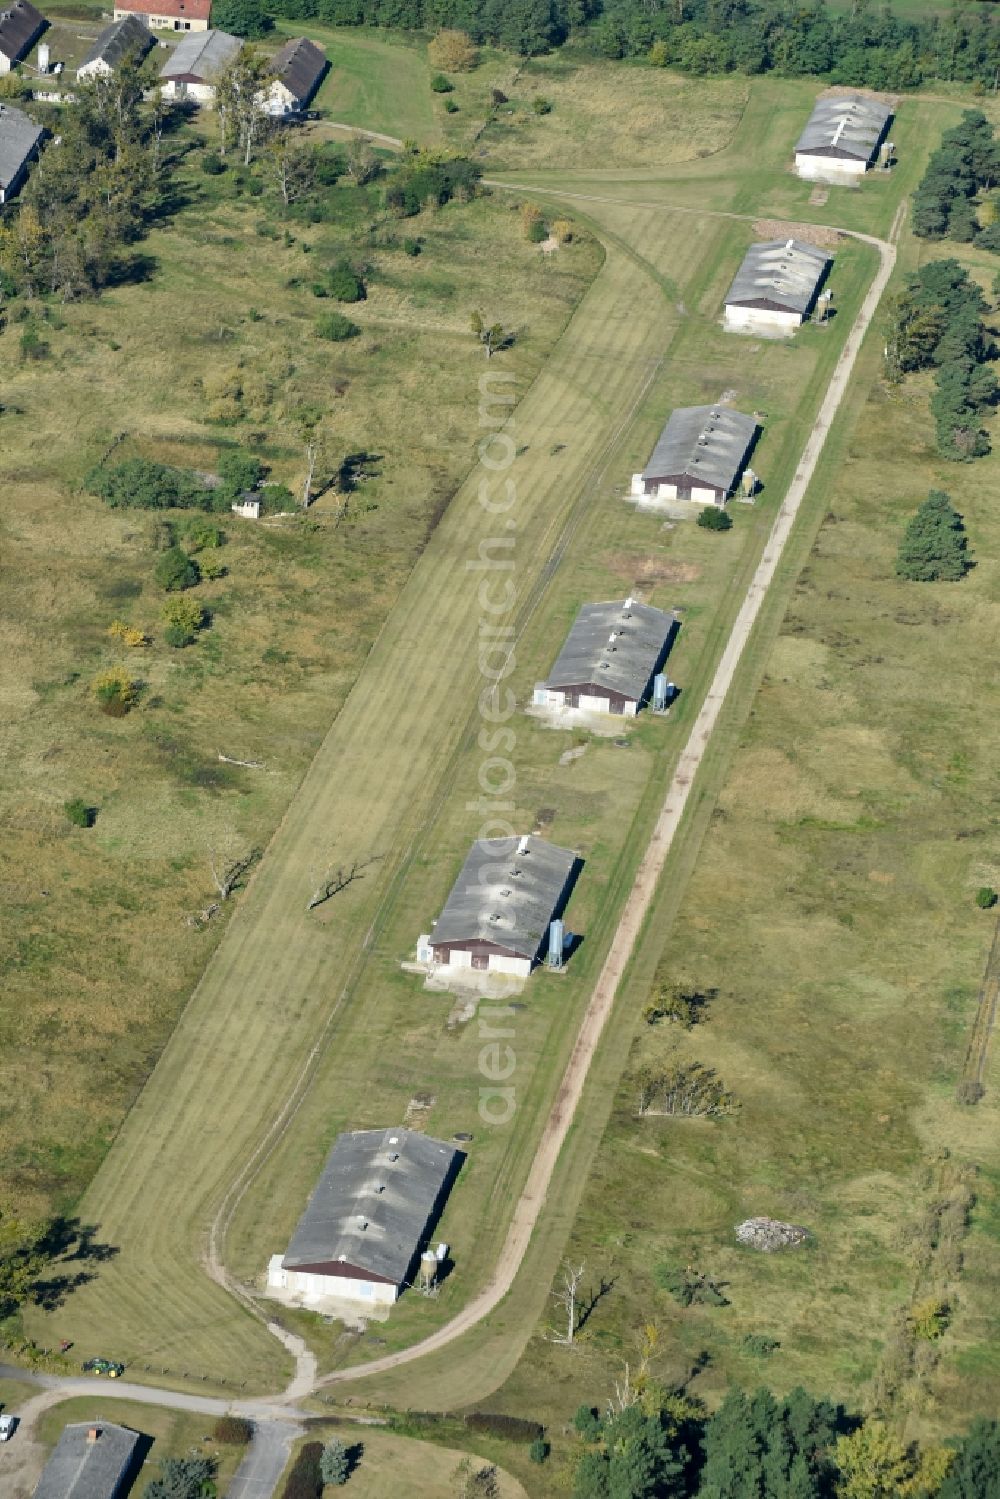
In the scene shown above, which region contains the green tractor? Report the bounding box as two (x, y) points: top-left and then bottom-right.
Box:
(81, 1357), (125, 1378)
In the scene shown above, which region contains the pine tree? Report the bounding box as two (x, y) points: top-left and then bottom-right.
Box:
(938, 1418), (1000, 1498)
(320, 1438), (350, 1486)
(896, 490), (972, 581)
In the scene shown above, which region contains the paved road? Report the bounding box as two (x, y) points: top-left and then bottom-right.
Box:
(0, 1363), (304, 1498)
(228, 1419), (304, 1499)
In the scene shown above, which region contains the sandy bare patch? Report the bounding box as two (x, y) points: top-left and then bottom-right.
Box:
(606, 552), (702, 586)
(753, 219), (842, 250)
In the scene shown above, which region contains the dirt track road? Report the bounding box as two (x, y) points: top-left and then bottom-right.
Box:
(313, 203), (904, 1391)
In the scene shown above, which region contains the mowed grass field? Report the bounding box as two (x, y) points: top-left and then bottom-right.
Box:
(18, 67), (892, 1388)
(278, 1428), (529, 1499)
(0, 127), (598, 1245)
(473, 125), (1000, 1466)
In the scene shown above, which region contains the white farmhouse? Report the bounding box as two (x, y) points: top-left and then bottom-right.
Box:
(0, 100), (43, 204)
(268, 1128), (462, 1306)
(262, 34), (326, 117)
(159, 28), (240, 103)
(532, 598), (677, 717)
(422, 834), (579, 979)
(77, 14), (154, 80)
(794, 94), (892, 182)
(724, 238), (833, 335)
(630, 405), (758, 508)
(0, 0), (46, 74)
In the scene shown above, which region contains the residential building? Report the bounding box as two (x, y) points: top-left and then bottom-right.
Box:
(794, 94), (892, 181)
(77, 14), (154, 79)
(262, 34), (326, 116)
(159, 28), (239, 102)
(33, 1421), (141, 1499)
(420, 834), (579, 978)
(113, 0), (209, 31)
(532, 597), (677, 717)
(0, 0), (46, 74)
(630, 405), (758, 507)
(0, 99), (43, 203)
(723, 238), (833, 334)
(268, 1127), (462, 1305)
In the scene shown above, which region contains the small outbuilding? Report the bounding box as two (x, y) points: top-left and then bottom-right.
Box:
(533, 597), (677, 717)
(0, 0), (46, 74)
(794, 94), (892, 181)
(630, 405), (758, 507)
(77, 13), (154, 79)
(421, 834), (579, 979)
(263, 35), (327, 116)
(113, 0), (209, 31)
(159, 27), (240, 102)
(33, 1421), (142, 1499)
(0, 100), (43, 203)
(723, 238), (833, 334)
(268, 1127), (462, 1306)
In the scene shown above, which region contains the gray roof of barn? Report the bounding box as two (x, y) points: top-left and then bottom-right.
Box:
(0, 0), (45, 63)
(80, 14), (153, 71)
(0, 101), (43, 193)
(33, 1421), (141, 1499)
(542, 598), (676, 701)
(794, 94), (892, 162)
(270, 35), (326, 104)
(283, 1128), (461, 1284)
(159, 27), (240, 82)
(725, 238), (832, 315)
(432, 835), (577, 958)
(642, 405), (758, 493)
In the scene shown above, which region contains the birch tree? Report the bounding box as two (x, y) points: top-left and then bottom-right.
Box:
(215, 46), (273, 165)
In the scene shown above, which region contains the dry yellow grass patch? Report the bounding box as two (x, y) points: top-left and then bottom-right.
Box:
(481, 63), (750, 170)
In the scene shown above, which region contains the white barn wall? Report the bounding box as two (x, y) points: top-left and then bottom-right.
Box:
(487, 953), (532, 977)
(724, 305), (802, 334)
(794, 152), (868, 182)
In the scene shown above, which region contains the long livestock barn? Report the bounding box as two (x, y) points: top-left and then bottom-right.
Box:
(630, 405), (758, 507)
(533, 597), (677, 717)
(268, 1127), (462, 1306)
(793, 93), (892, 181)
(420, 835), (579, 978)
(723, 238), (833, 334)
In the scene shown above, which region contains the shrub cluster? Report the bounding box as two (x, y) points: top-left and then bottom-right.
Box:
(385, 153), (481, 218)
(464, 1412), (544, 1443)
(316, 311), (361, 341)
(91, 665), (139, 717)
(280, 1440), (323, 1499)
(213, 1415), (253, 1445)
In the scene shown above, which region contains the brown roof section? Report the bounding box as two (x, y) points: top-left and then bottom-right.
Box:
(270, 35), (326, 105)
(0, 0), (46, 64)
(117, 0), (211, 20)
